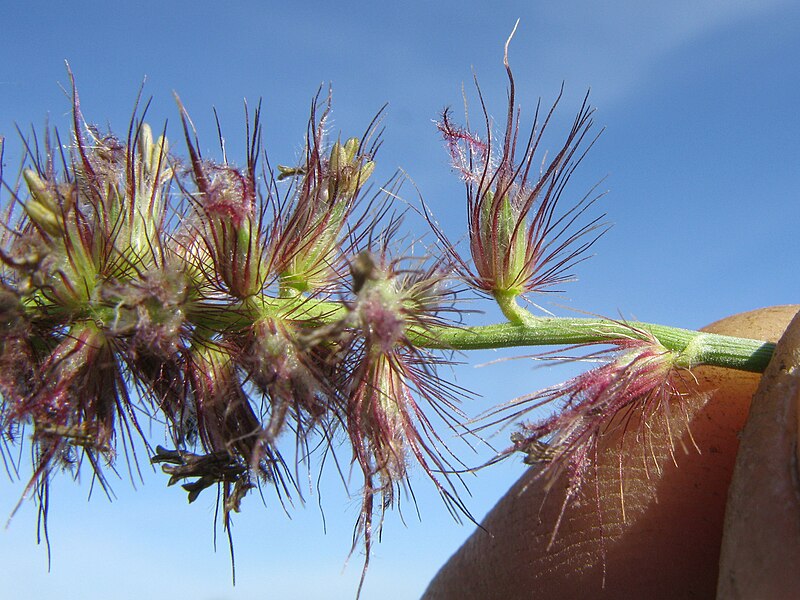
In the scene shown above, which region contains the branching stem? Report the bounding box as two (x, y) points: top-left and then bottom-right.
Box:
(179, 294), (775, 374)
(411, 318), (774, 373)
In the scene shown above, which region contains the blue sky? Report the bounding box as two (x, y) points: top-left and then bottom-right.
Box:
(1, 2), (799, 599)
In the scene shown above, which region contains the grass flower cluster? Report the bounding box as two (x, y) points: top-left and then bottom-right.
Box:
(0, 50), (777, 595)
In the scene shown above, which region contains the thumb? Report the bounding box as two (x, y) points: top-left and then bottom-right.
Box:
(717, 307), (800, 598)
(424, 305), (799, 600)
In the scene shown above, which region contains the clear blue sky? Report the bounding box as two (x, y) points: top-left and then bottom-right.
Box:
(1, 2), (799, 599)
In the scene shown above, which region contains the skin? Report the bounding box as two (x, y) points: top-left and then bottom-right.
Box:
(423, 305), (800, 599)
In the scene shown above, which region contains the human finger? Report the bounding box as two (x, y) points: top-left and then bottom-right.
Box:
(716, 307), (800, 598)
(423, 305), (799, 599)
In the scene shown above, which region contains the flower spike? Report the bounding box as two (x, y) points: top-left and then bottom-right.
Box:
(435, 38), (607, 308)
(177, 99), (272, 300)
(2, 57), (779, 600)
(271, 91), (382, 294)
(335, 249), (473, 595)
(482, 326), (697, 541)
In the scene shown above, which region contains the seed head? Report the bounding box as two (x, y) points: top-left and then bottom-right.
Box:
(483, 327), (695, 540)
(0, 75), (181, 503)
(435, 35), (606, 297)
(236, 315), (334, 442)
(336, 250), (471, 593)
(178, 101), (270, 299)
(7, 323), (130, 503)
(271, 92), (381, 294)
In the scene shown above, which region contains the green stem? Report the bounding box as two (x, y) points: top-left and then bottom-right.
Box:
(492, 290), (537, 326)
(409, 318), (775, 373)
(74, 292), (776, 374)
